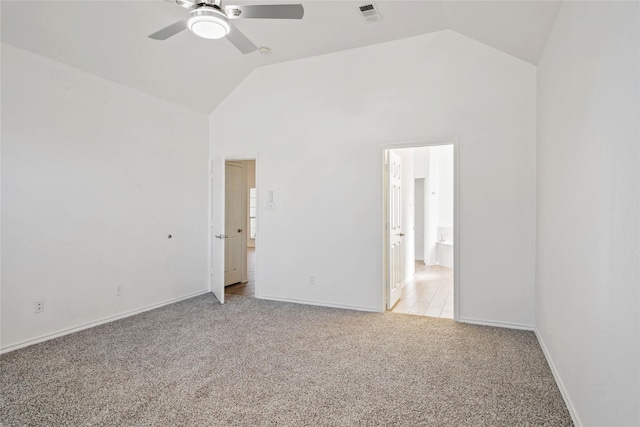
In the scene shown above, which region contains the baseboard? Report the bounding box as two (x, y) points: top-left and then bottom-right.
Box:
(0, 289), (210, 354)
(458, 317), (535, 331)
(257, 294), (380, 314)
(535, 330), (582, 427)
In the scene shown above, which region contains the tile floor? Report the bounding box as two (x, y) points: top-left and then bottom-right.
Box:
(225, 248), (255, 297)
(391, 261), (453, 319)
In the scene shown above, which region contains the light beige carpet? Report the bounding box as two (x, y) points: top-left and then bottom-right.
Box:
(0, 294), (572, 426)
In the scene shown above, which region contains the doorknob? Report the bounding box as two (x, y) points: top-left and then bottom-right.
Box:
(238, 229), (243, 233)
(215, 234), (229, 239)
(397, 232), (405, 237)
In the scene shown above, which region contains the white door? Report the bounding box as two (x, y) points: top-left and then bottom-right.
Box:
(211, 157), (225, 304)
(388, 151), (404, 309)
(224, 162), (243, 286)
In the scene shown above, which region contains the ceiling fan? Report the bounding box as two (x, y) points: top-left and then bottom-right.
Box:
(148, 0), (304, 54)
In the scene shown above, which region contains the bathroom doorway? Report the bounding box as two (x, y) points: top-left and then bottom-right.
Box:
(382, 142), (458, 319)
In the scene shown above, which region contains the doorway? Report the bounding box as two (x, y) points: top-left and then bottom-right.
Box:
(224, 160), (256, 298)
(383, 142), (458, 320)
(210, 157), (257, 303)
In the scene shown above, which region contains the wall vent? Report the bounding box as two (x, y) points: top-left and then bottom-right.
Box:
(358, 2), (382, 23)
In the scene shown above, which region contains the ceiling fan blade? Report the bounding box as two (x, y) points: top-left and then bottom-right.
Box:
(225, 4), (304, 19)
(226, 24), (258, 54)
(148, 20), (187, 40)
(172, 0), (197, 10)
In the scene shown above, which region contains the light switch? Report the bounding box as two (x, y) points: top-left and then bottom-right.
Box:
(266, 190), (276, 209)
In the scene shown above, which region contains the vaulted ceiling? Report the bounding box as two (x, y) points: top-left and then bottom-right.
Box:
(1, 1), (561, 114)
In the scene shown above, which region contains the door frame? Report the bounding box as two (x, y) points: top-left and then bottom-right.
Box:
(208, 154), (259, 302)
(380, 139), (460, 321)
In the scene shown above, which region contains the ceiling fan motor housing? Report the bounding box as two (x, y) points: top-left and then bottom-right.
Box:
(197, 0), (223, 7)
(188, 6), (230, 39)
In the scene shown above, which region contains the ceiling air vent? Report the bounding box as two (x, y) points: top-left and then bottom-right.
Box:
(358, 2), (382, 23)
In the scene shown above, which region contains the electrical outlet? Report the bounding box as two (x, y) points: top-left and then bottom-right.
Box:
(34, 300), (44, 313)
(115, 284), (123, 296)
(309, 275), (316, 286)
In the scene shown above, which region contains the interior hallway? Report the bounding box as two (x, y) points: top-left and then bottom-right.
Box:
(391, 261), (453, 319)
(225, 248), (255, 297)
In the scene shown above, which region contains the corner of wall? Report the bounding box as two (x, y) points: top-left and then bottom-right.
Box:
(534, 330), (582, 426)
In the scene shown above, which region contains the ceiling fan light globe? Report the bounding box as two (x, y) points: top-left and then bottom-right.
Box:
(190, 20), (229, 39)
(187, 8), (230, 39)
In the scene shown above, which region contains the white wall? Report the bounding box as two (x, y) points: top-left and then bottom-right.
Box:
(210, 30), (536, 326)
(426, 147), (440, 264)
(536, 2), (639, 425)
(413, 148), (429, 179)
(414, 148), (436, 265)
(424, 145), (454, 264)
(433, 145), (454, 230)
(1, 45), (209, 351)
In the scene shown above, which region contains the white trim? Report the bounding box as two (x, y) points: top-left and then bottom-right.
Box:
(452, 139), (460, 321)
(535, 330), (583, 427)
(458, 317), (534, 331)
(258, 295), (379, 313)
(0, 289), (210, 354)
(379, 138), (460, 321)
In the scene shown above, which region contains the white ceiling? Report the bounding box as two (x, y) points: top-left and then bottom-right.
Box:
(1, 1), (561, 114)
